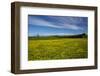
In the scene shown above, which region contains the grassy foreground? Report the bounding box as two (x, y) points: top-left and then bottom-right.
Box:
(28, 38), (88, 61)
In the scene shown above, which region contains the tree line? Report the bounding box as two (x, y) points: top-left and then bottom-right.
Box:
(29, 33), (87, 40)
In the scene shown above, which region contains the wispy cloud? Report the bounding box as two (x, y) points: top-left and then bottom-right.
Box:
(28, 16), (84, 30)
(38, 33), (75, 36)
(29, 17), (62, 29)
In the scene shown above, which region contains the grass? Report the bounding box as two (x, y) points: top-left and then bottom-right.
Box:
(28, 38), (88, 61)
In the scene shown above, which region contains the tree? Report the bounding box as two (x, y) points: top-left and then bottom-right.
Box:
(37, 33), (39, 38)
(82, 33), (87, 38)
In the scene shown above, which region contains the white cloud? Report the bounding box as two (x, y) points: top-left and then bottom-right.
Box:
(29, 16), (82, 30)
(40, 33), (75, 36)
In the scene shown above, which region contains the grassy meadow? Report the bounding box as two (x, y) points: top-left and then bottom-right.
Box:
(28, 37), (88, 61)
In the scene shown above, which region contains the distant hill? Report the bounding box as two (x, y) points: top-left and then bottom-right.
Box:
(29, 33), (87, 40)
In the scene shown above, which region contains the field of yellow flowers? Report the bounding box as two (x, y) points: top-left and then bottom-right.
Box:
(28, 38), (87, 61)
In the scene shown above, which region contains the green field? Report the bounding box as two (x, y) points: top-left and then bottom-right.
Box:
(28, 38), (88, 61)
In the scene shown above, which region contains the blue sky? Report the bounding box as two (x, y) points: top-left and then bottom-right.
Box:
(28, 15), (88, 36)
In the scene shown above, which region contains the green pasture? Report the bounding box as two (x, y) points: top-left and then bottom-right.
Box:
(28, 38), (88, 60)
